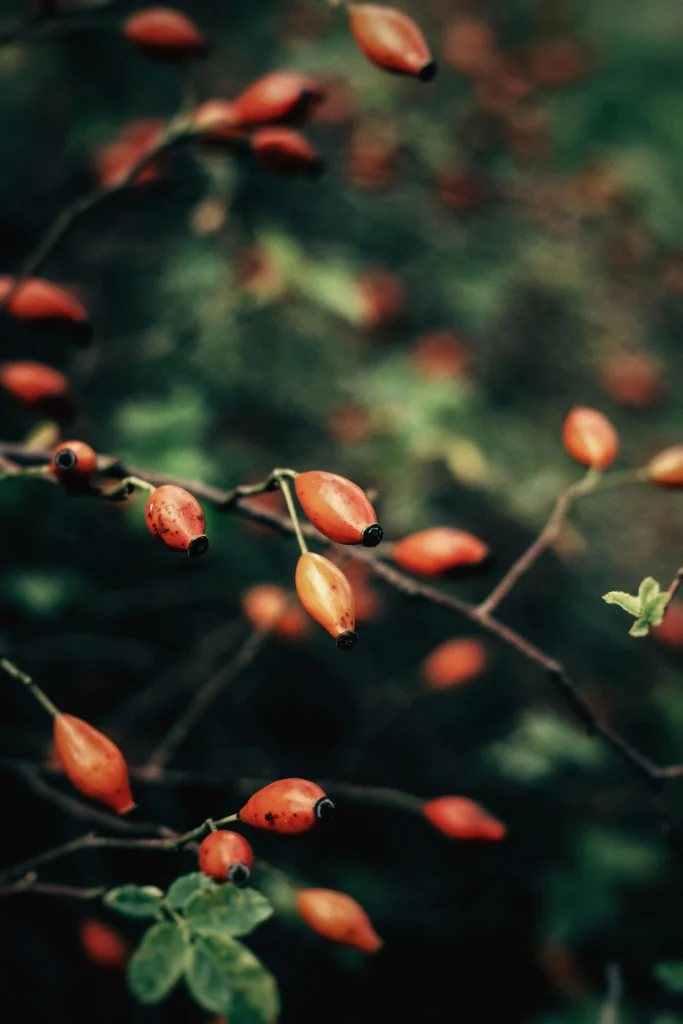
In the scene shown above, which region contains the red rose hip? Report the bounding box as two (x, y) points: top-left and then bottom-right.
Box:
(393, 527), (489, 575)
(50, 440), (98, 488)
(251, 127), (324, 177)
(295, 552), (357, 648)
(295, 470), (382, 546)
(348, 4), (436, 81)
(562, 406), (618, 470)
(296, 888), (383, 952)
(230, 71), (325, 127)
(124, 7), (208, 62)
(0, 360), (73, 423)
(423, 796), (506, 840)
(79, 920), (129, 970)
(238, 778), (334, 834)
(53, 713), (135, 814)
(145, 484), (208, 556)
(0, 276), (90, 344)
(647, 447), (683, 487)
(198, 830), (254, 886)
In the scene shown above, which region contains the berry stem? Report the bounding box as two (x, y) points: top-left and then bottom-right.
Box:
(214, 812), (239, 827)
(0, 657), (60, 718)
(277, 473), (308, 554)
(101, 475), (156, 501)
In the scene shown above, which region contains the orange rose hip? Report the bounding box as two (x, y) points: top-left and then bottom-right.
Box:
(349, 4), (436, 81)
(145, 484), (208, 556)
(124, 7), (208, 62)
(50, 440), (98, 488)
(198, 830), (254, 886)
(295, 470), (382, 546)
(393, 527), (489, 575)
(54, 713), (135, 814)
(561, 406), (618, 470)
(0, 276), (91, 344)
(423, 796), (506, 840)
(296, 888), (383, 952)
(238, 778), (334, 833)
(647, 447), (683, 487)
(295, 552), (357, 648)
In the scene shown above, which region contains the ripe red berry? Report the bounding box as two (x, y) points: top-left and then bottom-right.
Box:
(123, 7), (208, 62)
(423, 796), (506, 840)
(410, 330), (470, 379)
(422, 638), (488, 690)
(144, 484), (208, 556)
(393, 527), (489, 575)
(198, 830), (255, 886)
(295, 552), (357, 648)
(296, 888), (383, 952)
(0, 276), (90, 344)
(0, 360), (73, 422)
(238, 778), (334, 834)
(230, 71), (325, 127)
(348, 4), (436, 81)
(50, 440), (98, 488)
(79, 919), (129, 970)
(251, 127), (324, 177)
(54, 713), (135, 814)
(295, 470), (382, 547)
(647, 447), (683, 487)
(561, 406), (618, 470)
(242, 583), (309, 640)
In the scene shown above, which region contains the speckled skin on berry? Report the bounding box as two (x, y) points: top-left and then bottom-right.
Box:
(238, 778), (332, 834)
(295, 552), (356, 643)
(198, 830), (254, 884)
(53, 714), (135, 814)
(145, 484), (208, 555)
(294, 470), (381, 545)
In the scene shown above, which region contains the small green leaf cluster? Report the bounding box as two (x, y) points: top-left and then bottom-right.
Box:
(603, 577), (671, 637)
(104, 873), (278, 1022)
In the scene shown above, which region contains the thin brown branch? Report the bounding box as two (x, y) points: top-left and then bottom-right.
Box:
(477, 468), (600, 617)
(0, 128), (192, 314)
(144, 626), (271, 773)
(1, 442), (682, 860)
(0, 872), (107, 901)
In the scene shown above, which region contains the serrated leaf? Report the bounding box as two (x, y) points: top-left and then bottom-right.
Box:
(105, 884), (164, 918)
(185, 935), (279, 1023)
(184, 884), (273, 938)
(644, 592), (671, 627)
(127, 922), (189, 1005)
(655, 961), (683, 992)
(638, 576), (661, 608)
(629, 618), (651, 638)
(602, 591), (641, 617)
(165, 872), (216, 911)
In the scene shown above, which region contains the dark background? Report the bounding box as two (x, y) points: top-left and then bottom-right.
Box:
(1, 0), (683, 1021)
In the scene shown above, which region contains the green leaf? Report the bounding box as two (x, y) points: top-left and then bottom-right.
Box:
(655, 961), (683, 992)
(105, 884), (164, 918)
(629, 618), (651, 638)
(165, 872), (216, 911)
(184, 884), (273, 938)
(638, 576), (661, 608)
(602, 591), (641, 617)
(185, 935), (279, 1023)
(127, 922), (189, 1005)
(644, 592), (671, 627)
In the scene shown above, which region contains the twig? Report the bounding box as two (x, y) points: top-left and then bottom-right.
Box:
(599, 963), (622, 1024)
(143, 626), (271, 773)
(0, 128), (192, 314)
(0, 872), (106, 901)
(1, 443), (682, 859)
(477, 468), (600, 617)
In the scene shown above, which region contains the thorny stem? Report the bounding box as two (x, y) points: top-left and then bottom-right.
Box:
(1, 444), (683, 859)
(0, 658), (60, 718)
